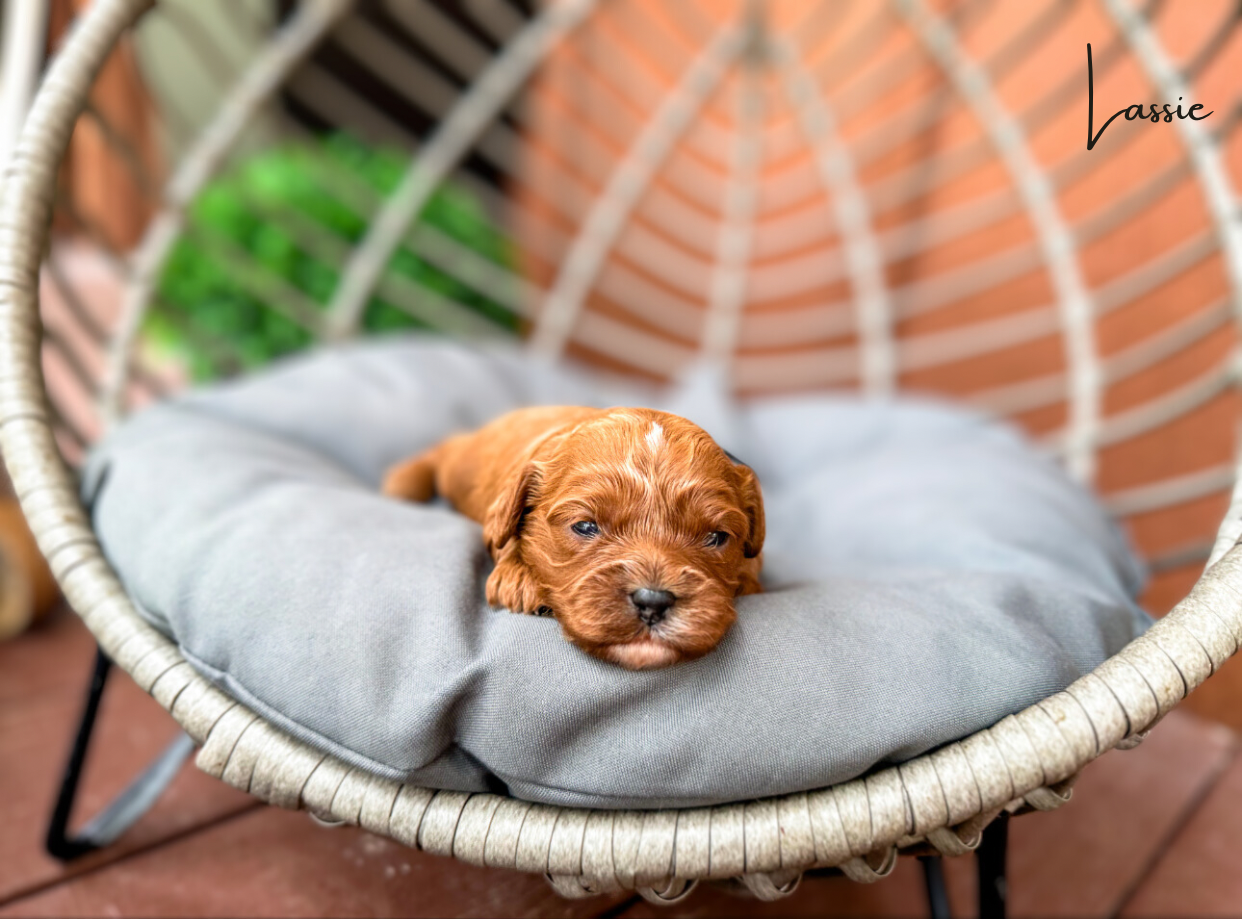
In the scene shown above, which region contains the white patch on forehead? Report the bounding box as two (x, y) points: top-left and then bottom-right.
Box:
(622, 456), (654, 495)
(646, 422), (664, 452)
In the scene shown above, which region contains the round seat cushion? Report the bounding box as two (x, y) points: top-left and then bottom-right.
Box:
(82, 338), (1150, 808)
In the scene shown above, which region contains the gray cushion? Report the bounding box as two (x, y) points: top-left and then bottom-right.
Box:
(82, 338), (1150, 809)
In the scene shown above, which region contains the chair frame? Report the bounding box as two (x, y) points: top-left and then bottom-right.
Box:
(42, 651), (1009, 915)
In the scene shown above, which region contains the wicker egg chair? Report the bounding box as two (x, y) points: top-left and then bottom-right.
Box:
(4, 0), (1242, 912)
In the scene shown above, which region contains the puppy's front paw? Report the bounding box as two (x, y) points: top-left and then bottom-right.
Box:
(486, 553), (546, 615)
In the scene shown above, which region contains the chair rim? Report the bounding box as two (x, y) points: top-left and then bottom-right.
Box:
(4, 0), (1242, 895)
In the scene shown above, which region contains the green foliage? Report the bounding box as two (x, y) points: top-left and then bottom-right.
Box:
(149, 134), (516, 380)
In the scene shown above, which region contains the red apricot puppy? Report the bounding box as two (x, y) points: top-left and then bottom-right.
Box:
(383, 407), (764, 669)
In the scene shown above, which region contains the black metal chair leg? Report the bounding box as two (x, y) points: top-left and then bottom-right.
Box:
(46, 646), (196, 861)
(977, 813), (1009, 919)
(920, 855), (952, 919)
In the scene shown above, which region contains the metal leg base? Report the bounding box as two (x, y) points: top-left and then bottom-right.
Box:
(45, 647), (195, 861)
(917, 811), (1009, 919)
(920, 855), (951, 919)
(977, 813), (1009, 919)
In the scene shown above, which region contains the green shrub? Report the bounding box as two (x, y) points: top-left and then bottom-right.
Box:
(149, 134), (517, 381)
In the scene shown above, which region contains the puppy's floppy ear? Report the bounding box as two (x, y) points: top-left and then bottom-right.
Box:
(736, 465), (765, 559)
(483, 462), (541, 555)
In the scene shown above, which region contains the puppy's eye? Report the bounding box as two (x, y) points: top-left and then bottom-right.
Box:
(572, 520), (601, 538)
(705, 531), (728, 548)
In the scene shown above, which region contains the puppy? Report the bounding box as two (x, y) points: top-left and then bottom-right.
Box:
(382, 407), (764, 669)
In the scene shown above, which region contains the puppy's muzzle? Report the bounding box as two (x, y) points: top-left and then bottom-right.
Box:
(630, 587), (676, 626)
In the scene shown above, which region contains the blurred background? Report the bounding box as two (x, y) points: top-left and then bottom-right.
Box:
(4, 1), (1242, 915)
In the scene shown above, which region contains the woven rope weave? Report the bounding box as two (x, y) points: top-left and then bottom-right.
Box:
(4, 0), (1242, 900)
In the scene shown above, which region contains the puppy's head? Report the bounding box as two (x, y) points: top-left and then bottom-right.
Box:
(485, 408), (764, 669)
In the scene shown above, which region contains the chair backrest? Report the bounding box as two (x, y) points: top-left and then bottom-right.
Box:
(35, 0), (1242, 611)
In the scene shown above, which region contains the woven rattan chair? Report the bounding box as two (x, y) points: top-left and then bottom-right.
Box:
(4, 0), (1242, 912)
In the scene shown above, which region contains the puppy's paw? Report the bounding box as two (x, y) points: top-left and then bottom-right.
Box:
(382, 450), (438, 501)
(486, 553), (546, 615)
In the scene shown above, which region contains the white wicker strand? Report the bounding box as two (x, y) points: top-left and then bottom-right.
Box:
(700, 48), (763, 367)
(324, 0), (596, 339)
(637, 809), (680, 882)
(197, 707), (259, 780)
(444, 10), (1039, 301)
(527, 21), (745, 357)
(835, 0), (1086, 200)
(775, 792), (816, 870)
(233, 182), (522, 332)
(739, 870), (801, 900)
(1104, 2), (1242, 298)
(380, 0), (491, 80)
(1089, 361), (1232, 448)
(488, 145), (1212, 386)
(282, 138), (540, 320)
(358, 776), (405, 837)
(419, 790), (473, 855)
(350, 15), (750, 274)
(895, 0), (1102, 482)
(670, 808), (709, 879)
(742, 799), (782, 875)
(1107, 462), (1237, 517)
(328, 769), (373, 825)
(697, 215), (1217, 397)
(387, 784), (436, 847)
(610, 810), (645, 888)
(330, 16), (522, 166)
(898, 758), (949, 839)
(521, 65), (730, 233)
(1102, 0), (1242, 567)
(463, 0), (525, 43)
(864, 16), (1154, 225)
(299, 758), (350, 821)
(148, 661), (197, 712)
(727, 217), (1213, 370)
(970, 298), (1229, 423)
(453, 794), (503, 865)
(285, 59), (418, 148)
(776, 36), (895, 394)
(706, 803), (745, 880)
(868, 768), (916, 845)
(0, 0), (46, 176)
(546, 4), (739, 172)
(637, 877), (699, 905)
(0, 0), (149, 595)
(99, 0), (350, 426)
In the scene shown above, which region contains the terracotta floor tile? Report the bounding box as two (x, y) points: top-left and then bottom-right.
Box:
(617, 859), (931, 918)
(1180, 652), (1242, 731)
(1119, 742), (1242, 917)
(0, 806), (631, 919)
(940, 709), (1236, 919)
(0, 606), (96, 704)
(0, 612), (254, 904)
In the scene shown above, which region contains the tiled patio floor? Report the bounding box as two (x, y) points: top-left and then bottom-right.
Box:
(3, 608), (1242, 918)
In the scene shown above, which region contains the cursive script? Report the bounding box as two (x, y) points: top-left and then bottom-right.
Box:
(1086, 43), (1210, 150)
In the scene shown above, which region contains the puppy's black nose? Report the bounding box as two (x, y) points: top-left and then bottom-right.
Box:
(630, 588), (676, 626)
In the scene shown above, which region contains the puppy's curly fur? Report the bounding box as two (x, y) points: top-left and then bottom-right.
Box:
(383, 406), (764, 669)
